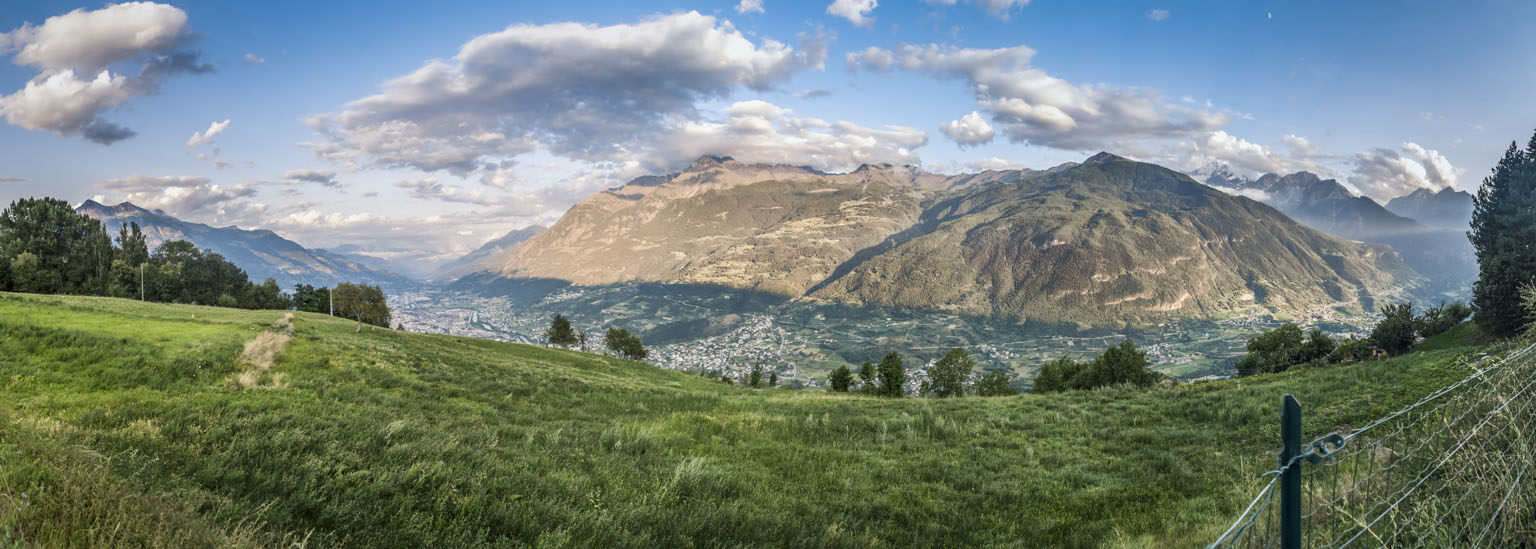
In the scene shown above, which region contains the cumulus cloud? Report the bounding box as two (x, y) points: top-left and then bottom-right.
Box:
(1171, 131), (1320, 177)
(0, 2), (212, 144)
(242, 53), (265, 65)
(93, 175), (266, 225)
(1349, 142), (1463, 200)
(736, 0), (765, 14)
(827, 0), (877, 26)
(282, 169), (340, 188)
(654, 100), (926, 170)
(302, 11), (829, 178)
(1281, 133), (1321, 157)
(848, 43), (1228, 150)
(844, 46), (894, 71)
(1147, 9), (1170, 21)
(939, 111), (995, 146)
(793, 88), (831, 99)
(186, 119), (229, 148)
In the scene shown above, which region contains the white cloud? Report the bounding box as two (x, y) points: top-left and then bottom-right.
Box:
(93, 175), (266, 225)
(939, 111), (995, 146)
(1349, 142), (1463, 200)
(655, 99), (927, 171)
(1213, 186), (1273, 203)
(1281, 133), (1321, 157)
(849, 43), (1228, 150)
(965, 157), (1023, 171)
(1147, 9), (1170, 21)
(1171, 131), (1319, 177)
(283, 169), (340, 188)
(827, 0), (877, 26)
(0, 2), (211, 144)
(242, 53), (265, 65)
(303, 11), (828, 177)
(186, 119), (230, 148)
(0, 176), (26, 182)
(736, 0), (765, 14)
(845, 46), (894, 71)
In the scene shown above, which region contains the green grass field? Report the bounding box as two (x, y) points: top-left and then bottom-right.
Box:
(0, 292), (1501, 547)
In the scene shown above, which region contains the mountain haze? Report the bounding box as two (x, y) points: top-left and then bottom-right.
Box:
(459, 154), (1420, 326)
(77, 200), (415, 290)
(1196, 167), (1476, 294)
(428, 224), (546, 282)
(1384, 186), (1475, 230)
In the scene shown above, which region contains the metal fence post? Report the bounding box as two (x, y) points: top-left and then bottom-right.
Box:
(1281, 394), (1302, 549)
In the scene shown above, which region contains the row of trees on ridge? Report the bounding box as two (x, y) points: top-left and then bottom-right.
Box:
(0, 197), (391, 327)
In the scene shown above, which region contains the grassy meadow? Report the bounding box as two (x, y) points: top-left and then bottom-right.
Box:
(0, 292), (1502, 547)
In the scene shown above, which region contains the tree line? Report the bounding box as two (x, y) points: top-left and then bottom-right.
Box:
(0, 197), (390, 327)
(826, 348), (1018, 397)
(545, 314), (647, 360)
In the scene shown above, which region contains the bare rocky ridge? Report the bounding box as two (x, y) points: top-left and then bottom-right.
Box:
(463, 153), (1422, 327)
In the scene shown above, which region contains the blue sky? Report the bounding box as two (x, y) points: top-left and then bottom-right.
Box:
(1, 1), (1532, 270)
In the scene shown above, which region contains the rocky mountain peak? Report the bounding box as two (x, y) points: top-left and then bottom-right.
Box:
(1083, 151), (1129, 164)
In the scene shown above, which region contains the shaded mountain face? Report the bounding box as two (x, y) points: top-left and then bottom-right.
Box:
(459, 153), (1420, 327)
(1197, 168), (1475, 294)
(428, 224), (546, 282)
(1205, 171), (1424, 239)
(76, 201), (415, 290)
(1384, 187), (1474, 230)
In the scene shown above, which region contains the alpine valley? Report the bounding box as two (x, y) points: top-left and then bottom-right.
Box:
(379, 152), (1458, 385)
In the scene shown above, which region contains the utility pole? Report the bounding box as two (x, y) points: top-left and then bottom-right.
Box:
(328, 277), (334, 316)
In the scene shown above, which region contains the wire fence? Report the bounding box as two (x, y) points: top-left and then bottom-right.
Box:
(1209, 340), (1536, 548)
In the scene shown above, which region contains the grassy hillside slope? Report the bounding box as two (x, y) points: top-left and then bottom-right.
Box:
(0, 293), (1497, 547)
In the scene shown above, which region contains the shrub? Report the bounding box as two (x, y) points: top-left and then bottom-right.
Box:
(1032, 357), (1084, 394)
(828, 365), (852, 392)
(971, 369), (1018, 396)
(1371, 303), (1418, 356)
(1235, 324), (1336, 376)
(1033, 340), (1162, 393)
(603, 328), (648, 361)
(1414, 301), (1472, 339)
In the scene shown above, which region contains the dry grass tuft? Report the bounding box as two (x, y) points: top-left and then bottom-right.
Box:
(232, 315), (294, 389)
(240, 331), (289, 372)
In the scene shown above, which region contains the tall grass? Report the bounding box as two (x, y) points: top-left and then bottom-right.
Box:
(0, 292), (1498, 547)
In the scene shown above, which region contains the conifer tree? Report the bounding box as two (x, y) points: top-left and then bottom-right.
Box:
(545, 314), (578, 347)
(1470, 133), (1536, 337)
(877, 352), (906, 398)
(828, 365), (852, 392)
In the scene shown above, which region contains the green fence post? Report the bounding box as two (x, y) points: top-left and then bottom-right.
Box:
(1281, 394), (1302, 549)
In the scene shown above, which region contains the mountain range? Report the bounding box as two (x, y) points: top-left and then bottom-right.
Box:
(454, 153), (1421, 327)
(76, 200), (415, 290)
(427, 225), (546, 283)
(1195, 166), (1476, 294)
(1384, 186), (1475, 230)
